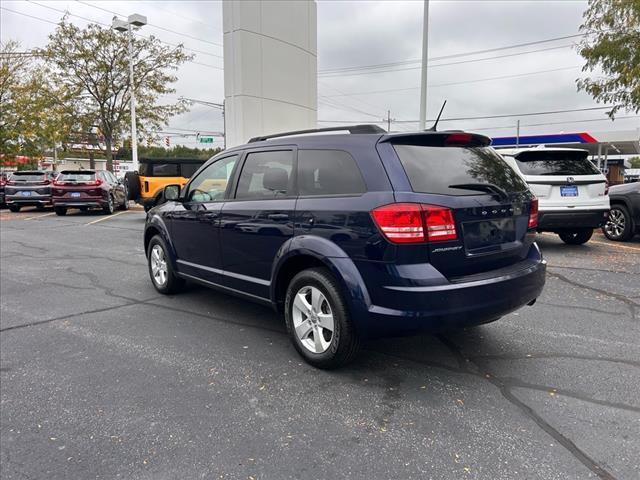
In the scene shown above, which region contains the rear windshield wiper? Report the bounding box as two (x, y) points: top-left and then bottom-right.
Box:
(449, 183), (509, 200)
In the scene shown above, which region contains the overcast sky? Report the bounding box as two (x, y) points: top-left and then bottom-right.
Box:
(2, 0), (638, 148)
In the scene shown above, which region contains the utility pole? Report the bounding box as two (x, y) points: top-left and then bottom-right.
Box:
(418, 0), (430, 130)
(383, 110), (395, 132)
(516, 119), (520, 148)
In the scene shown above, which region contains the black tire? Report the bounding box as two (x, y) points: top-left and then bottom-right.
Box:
(147, 235), (184, 294)
(119, 194), (130, 211)
(8, 204), (20, 212)
(54, 207), (67, 216)
(36, 205), (45, 211)
(284, 267), (360, 369)
(79, 206), (89, 212)
(124, 172), (140, 201)
(103, 195), (115, 215)
(558, 228), (594, 245)
(602, 204), (633, 241)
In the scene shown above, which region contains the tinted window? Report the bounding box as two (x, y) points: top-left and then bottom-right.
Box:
(11, 172), (46, 182)
(58, 172), (96, 182)
(139, 163), (180, 176)
(181, 163), (202, 178)
(514, 151), (600, 176)
(235, 151), (293, 200)
(187, 155), (238, 202)
(394, 145), (528, 195)
(298, 150), (366, 196)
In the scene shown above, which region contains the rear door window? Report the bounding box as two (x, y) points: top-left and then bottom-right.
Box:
(297, 150), (366, 196)
(394, 145), (528, 195)
(235, 151), (294, 200)
(514, 150), (600, 176)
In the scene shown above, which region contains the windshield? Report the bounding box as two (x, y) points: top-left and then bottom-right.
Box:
(394, 145), (529, 196)
(10, 172), (46, 182)
(514, 150), (600, 176)
(58, 172), (96, 182)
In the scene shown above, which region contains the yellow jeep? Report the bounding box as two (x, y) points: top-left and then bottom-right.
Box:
(126, 158), (205, 211)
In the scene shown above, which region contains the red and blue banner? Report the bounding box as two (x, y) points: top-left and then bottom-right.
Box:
(491, 132), (598, 147)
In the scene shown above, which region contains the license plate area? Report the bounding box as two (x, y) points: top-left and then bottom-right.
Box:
(70, 192), (81, 198)
(19, 191), (31, 196)
(560, 185), (578, 197)
(462, 218), (516, 253)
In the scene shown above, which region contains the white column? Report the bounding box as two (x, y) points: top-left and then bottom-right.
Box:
(223, 0), (317, 147)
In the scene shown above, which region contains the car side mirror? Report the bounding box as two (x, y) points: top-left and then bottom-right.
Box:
(164, 184), (181, 201)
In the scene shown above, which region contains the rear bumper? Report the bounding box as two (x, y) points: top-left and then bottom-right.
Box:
(537, 209), (608, 231)
(358, 248), (546, 337)
(52, 200), (104, 208)
(5, 194), (51, 205)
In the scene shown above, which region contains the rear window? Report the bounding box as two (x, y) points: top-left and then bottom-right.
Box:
(139, 163), (180, 177)
(58, 172), (96, 182)
(394, 145), (528, 196)
(11, 172), (45, 182)
(180, 163), (202, 178)
(514, 150), (600, 176)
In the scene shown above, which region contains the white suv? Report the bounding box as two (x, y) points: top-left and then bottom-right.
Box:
(499, 147), (609, 245)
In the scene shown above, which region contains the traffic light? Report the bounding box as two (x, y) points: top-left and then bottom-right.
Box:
(165, 137), (170, 148)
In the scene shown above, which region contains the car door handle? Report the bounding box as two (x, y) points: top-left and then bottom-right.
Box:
(267, 213), (289, 221)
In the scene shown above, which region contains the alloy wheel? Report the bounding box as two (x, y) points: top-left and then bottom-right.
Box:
(150, 244), (168, 286)
(604, 208), (625, 239)
(291, 286), (335, 354)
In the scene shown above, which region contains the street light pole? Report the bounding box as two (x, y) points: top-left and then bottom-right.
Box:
(127, 23), (139, 172)
(113, 14), (147, 172)
(418, 0), (430, 130)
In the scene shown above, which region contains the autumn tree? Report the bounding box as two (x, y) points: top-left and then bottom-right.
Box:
(40, 19), (192, 171)
(577, 0), (640, 118)
(0, 40), (76, 162)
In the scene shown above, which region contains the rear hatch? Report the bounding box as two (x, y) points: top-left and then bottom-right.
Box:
(381, 133), (537, 279)
(53, 171), (103, 199)
(5, 171), (50, 197)
(511, 149), (606, 208)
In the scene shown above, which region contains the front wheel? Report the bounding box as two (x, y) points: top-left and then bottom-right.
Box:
(147, 235), (184, 294)
(602, 205), (633, 241)
(284, 268), (360, 369)
(8, 205), (20, 212)
(558, 228), (593, 245)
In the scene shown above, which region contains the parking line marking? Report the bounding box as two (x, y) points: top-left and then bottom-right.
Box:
(85, 210), (132, 225)
(541, 232), (640, 252)
(23, 212), (56, 221)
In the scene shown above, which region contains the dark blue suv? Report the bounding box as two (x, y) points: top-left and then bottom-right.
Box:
(144, 125), (546, 368)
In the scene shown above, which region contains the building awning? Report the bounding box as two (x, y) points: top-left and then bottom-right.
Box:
(491, 129), (640, 156)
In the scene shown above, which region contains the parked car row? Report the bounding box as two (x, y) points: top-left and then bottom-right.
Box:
(0, 169), (128, 215)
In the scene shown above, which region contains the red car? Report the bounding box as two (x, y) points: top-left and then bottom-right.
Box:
(52, 170), (128, 216)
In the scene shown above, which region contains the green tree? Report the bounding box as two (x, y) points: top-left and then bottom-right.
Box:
(40, 19), (192, 171)
(576, 0), (640, 118)
(629, 156), (640, 168)
(0, 41), (76, 163)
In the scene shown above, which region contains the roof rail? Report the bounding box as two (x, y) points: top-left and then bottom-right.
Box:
(248, 124), (386, 143)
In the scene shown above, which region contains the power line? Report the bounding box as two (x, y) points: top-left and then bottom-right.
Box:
(317, 106), (616, 124)
(320, 66), (581, 98)
(470, 115), (639, 132)
(319, 32), (586, 75)
(319, 45), (573, 78)
(76, 1), (223, 50)
(21, 1), (224, 67)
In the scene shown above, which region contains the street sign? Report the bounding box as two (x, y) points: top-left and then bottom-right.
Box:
(198, 136), (215, 144)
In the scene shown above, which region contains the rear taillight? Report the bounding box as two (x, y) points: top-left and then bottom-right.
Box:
(53, 180), (63, 186)
(94, 178), (103, 186)
(371, 203), (457, 244)
(422, 205), (457, 241)
(528, 198), (538, 229)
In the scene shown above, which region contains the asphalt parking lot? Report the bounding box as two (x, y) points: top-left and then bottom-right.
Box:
(1, 206), (638, 480)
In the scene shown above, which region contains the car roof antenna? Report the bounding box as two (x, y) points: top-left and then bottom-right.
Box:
(427, 100), (447, 131)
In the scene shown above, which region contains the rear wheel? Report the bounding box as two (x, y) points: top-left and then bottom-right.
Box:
(54, 207), (67, 216)
(558, 228), (593, 245)
(147, 235), (184, 294)
(79, 206), (89, 212)
(103, 195), (114, 215)
(284, 268), (360, 369)
(602, 205), (633, 241)
(8, 205), (20, 212)
(119, 190), (130, 210)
